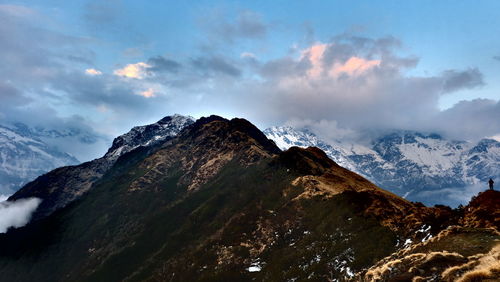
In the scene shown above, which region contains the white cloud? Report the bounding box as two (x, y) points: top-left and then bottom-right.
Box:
(0, 197), (41, 233)
(138, 88), (156, 98)
(113, 62), (151, 79)
(85, 68), (102, 76)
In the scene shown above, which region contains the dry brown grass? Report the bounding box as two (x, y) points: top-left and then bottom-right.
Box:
(363, 251), (466, 281)
(360, 227), (500, 282)
(454, 244), (500, 282)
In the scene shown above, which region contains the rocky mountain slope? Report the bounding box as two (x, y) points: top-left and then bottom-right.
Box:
(8, 114), (194, 220)
(264, 126), (500, 206)
(0, 125), (79, 195)
(1, 116), (497, 281)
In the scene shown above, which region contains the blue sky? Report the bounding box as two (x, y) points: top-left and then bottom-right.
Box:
(1, 0), (499, 160)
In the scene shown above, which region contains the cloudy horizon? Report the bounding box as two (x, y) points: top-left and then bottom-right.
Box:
(1, 1), (499, 161)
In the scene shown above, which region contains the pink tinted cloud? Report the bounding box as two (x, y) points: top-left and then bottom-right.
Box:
(301, 43), (380, 79)
(330, 56), (380, 77)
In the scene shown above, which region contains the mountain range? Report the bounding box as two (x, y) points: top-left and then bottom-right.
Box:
(0, 124), (79, 195)
(264, 126), (500, 206)
(0, 115), (498, 281)
(3, 115), (499, 208)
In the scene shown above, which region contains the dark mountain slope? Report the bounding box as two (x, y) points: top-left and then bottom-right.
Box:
(8, 115), (193, 220)
(0, 116), (496, 281)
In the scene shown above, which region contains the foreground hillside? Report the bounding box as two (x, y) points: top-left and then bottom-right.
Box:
(0, 116), (498, 281)
(361, 190), (500, 281)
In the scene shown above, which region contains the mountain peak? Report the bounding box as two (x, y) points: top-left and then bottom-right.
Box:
(132, 116), (281, 191)
(183, 116), (281, 156)
(104, 114), (194, 160)
(157, 113), (195, 125)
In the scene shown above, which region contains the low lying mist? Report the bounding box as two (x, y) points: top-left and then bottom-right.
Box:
(0, 195), (41, 233)
(413, 183), (487, 208)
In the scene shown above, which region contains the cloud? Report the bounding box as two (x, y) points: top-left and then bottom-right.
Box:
(0, 197), (41, 233)
(200, 9), (267, 44)
(441, 68), (484, 93)
(138, 88), (156, 98)
(147, 56), (181, 73)
(231, 10), (267, 38)
(114, 62), (151, 79)
(85, 68), (102, 76)
(190, 56), (241, 77)
(301, 43), (381, 79)
(285, 118), (358, 142)
(0, 81), (32, 109)
(433, 99), (500, 140)
(200, 35), (492, 143)
(330, 57), (380, 77)
(1, 3), (497, 163)
(414, 183), (485, 207)
(0, 5), (143, 160)
(114, 33), (493, 144)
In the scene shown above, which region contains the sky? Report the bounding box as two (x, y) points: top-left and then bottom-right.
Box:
(1, 0), (499, 161)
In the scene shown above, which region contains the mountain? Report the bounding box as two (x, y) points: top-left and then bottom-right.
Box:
(8, 114), (194, 220)
(1, 115), (497, 281)
(104, 114), (195, 160)
(6, 122), (109, 162)
(264, 126), (500, 206)
(0, 125), (79, 195)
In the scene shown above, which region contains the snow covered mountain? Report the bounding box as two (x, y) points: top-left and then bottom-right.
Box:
(104, 114), (195, 160)
(0, 125), (79, 195)
(264, 126), (500, 206)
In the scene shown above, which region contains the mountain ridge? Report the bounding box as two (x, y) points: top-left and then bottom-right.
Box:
(8, 114), (194, 220)
(0, 115), (498, 281)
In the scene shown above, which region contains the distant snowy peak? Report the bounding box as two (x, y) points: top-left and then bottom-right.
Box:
(263, 126), (319, 150)
(10, 122), (100, 144)
(0, 125), (79, 194)
(465, 138), (500, 181)
(104, 114), (195, 160)
(263, 126), (357, 171)
(264, 126), (500, 206)
(372, 132), (469, 173)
